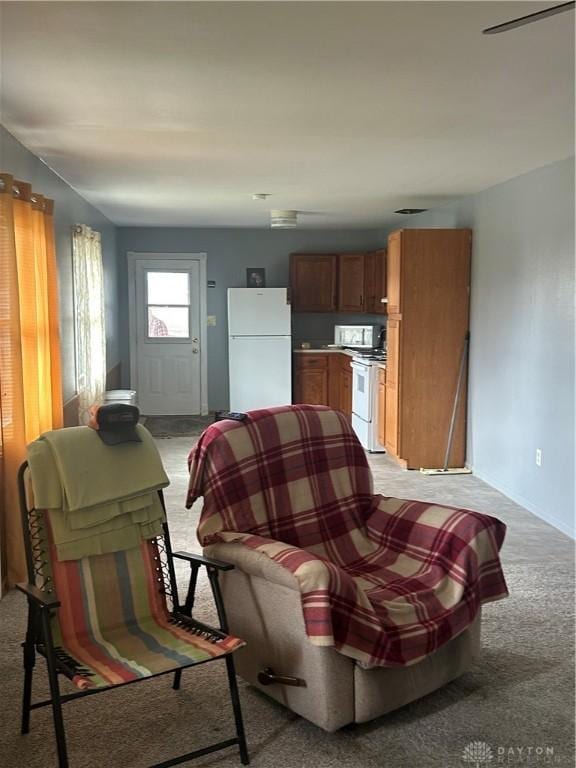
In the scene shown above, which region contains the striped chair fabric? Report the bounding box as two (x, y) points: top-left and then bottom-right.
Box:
(40, 513), (244, 691)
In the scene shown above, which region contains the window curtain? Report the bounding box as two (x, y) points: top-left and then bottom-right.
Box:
(72, 224), (106, 425)
(0, 173), (63, 592)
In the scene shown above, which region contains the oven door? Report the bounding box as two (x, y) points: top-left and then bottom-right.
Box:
(351, 361), (373, 421)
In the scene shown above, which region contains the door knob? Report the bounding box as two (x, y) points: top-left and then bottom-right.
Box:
(192, 349), (198, 354)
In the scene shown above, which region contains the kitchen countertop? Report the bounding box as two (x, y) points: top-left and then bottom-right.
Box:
(293, 348), (386, 368)
(293, 348), (356, 356)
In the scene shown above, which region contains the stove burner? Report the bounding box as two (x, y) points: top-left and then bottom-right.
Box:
(355, 348), (385, 358)
(353, 352), (387, 363)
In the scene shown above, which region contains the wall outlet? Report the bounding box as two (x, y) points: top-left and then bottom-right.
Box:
(207, 315), (217, 326)
(535, 448), (542, 467)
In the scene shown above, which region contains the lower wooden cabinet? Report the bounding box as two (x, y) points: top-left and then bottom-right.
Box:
(384, 382), (398, 456)
(384, 318), (400, 456)
(377, 367), (386, 448)
(339, 358), (352, 417)
(294, 369), (328, 405)
(293, 355), (328, 405)
(293, 353), (353, 418)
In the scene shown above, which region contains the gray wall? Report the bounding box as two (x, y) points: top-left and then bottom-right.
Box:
(380, 157), (575, 537)
(0, 125), (120, 402)
(292, 312), (385, 348)
(116, 228), (382, 410)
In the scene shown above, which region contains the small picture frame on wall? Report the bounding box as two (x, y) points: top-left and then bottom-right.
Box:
(246, 268), (266, 288)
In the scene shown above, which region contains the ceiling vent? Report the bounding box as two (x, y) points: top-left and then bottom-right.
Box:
(395, 208), (428, 215)
(271, 210), (298, 228)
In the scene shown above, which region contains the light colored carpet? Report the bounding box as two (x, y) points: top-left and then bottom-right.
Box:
(0, 439), (573, 768)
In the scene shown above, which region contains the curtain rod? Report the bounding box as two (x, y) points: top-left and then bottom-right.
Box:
(72, 223), (101, 239)
(0, 173), (53, 212)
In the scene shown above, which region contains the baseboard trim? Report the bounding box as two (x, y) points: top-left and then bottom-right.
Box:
(471, 468), (575, 539)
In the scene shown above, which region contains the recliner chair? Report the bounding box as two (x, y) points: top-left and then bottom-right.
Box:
(187, 405), (507, 732)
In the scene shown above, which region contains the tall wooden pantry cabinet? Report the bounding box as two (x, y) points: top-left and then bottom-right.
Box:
(383, 229), (471, 470)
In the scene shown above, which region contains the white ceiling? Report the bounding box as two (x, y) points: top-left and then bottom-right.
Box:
(1, 1), (573, 228)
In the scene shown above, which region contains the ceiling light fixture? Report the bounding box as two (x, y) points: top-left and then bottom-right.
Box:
(395, 208), (428, 215)
(252, 193), (270, 200)
(270, 210), (298, 228)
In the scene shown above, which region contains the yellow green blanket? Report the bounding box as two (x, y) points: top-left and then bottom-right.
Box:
(27, 425), (169, 560)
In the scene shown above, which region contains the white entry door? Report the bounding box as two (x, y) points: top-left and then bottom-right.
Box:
(128, 254), (207, 416)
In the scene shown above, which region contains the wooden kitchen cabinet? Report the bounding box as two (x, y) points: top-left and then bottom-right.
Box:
(328, 354), (352, 417)
(386, 232), (401, 315)
(290, 250), (387, 315)
(384, 229), (471, 470)
(338, 253), (365, 312)
(293, 355), (328, 405)
(290, 254), (337, 312)
(384, 318), (400, 456)
(338, 353), (353, 417)
(294, 352), (352, 418)
(377, 367), (386, 449)
(364, 249), (387, 315)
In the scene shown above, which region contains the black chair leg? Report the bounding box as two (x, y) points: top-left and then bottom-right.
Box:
(41, 611), (69, 768)
(47, 669), (69, 768)
(225, 656), (249, 765)
(21, 641), (35, 734)
(172, 669), (182, 690)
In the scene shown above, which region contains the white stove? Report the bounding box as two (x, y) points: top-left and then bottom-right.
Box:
(351, 353), (386, 452)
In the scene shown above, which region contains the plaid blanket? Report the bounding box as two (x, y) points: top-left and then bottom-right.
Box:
(187, 406), (508, 667)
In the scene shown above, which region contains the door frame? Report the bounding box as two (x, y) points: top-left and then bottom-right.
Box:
(127, 252), (208, 415)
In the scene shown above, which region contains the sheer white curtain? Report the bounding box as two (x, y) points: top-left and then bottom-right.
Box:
(72, 225), (106, 424)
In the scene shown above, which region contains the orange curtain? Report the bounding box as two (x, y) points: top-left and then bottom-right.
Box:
(0, 173), (63, 592)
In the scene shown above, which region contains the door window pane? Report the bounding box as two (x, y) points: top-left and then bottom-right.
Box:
(148, 307), (189, 338)
(147, 272), (189, 305)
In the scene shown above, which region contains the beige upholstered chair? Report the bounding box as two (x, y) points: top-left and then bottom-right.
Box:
(206, 541), (481, 732)
(188, 406), (505, 733)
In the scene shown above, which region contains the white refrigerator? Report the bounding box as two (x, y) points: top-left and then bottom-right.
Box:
(228, 287), (292, 412)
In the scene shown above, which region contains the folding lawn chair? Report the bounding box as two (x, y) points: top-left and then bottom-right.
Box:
(16, 461), (249, 768)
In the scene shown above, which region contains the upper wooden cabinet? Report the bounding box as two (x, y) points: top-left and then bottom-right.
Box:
(291, 250), (387, 314)
(364, 249), (387, 315)
(289, 254), (337, 312)
(338, 253), (365, 312)
(386, 232), (401, 315)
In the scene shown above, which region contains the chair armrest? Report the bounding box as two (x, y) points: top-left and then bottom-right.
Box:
(172, 550), (235, 571)
(16, 583), (60, 609)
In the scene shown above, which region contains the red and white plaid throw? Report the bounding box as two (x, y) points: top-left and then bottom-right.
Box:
(187, 405), (508, 667)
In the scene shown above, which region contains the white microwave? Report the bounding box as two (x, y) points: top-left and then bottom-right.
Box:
(334, 324), (382, 349)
